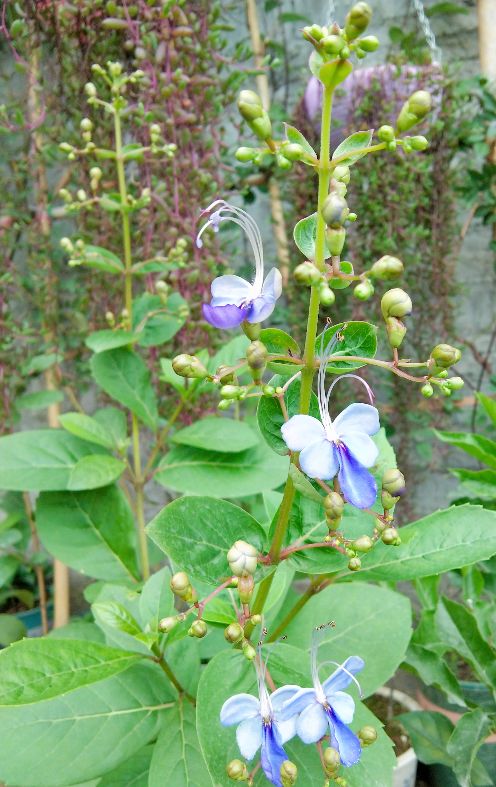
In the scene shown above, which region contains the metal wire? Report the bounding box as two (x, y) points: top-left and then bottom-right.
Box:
(327, 0), (336, 26)
(411, 0), (442, 63)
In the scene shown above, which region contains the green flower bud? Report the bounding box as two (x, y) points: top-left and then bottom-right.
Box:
(446, 376), (464, 391)
(381, 288), (412, 319)
(225, 622), (244, 644)
(282, 143), (307, 162)
(226, 758), (248, 781)
(276, 154), (292, 171)
(345, 2), (372, 40)
(318, 283), (336, 307)
(246, 340), (268, 371)
(333, 164), (350, 184)
(382, 468), (406, 496)
(359, 725), (378, 746)
(221, 385), (242, 400)
(326, 227), (346, 255)
(217, 365), (235, 384)
(308, 24), (325, 41)
(77, 189), (87, 202)
(321, 34), (345, 54)
(354, 279), (374, 301)
(250, 613), (262, 625)
(370, 255), (404, 280)
(159, 615), (178, 633)
(387, 140), (397, 151)
(235, 146), (257, 163)
(227, 540), (258, 577)
(242, 639), (256, 661)
(80, 117), (93, 132)
(323, 746), (341, 776)
(60, 237), (73, 253)
(382, 527), (399, 545)
(397, 90), (432, 133)
(430, 343), (461, 369)
(170, 571), (195, 602)
(238, 574), (255, 604)
(353, 535), (373, 553)
(335, 778), (347, 787)
(294, 261), (322, 286)
(359, 35), (379, 51)
(237, 90), (263, 121)
(410, 135), (429, 151)
(322, 193), (349, 228)
(242, 321), (261, 341)
(378, 125), (395, 142)
(262, 385), (275, 397)
(218, 399), (233, 411)
(280, 760), (298, 787)
(89, 166), (102, 181)
(188, 619), (208, 638)
(172, 353), (208, 379)
(381, 490), (397, 511)
(348, 556), (361, 571)
(324, 491), (344, 519)
(437, 369), (449, 378)
(250, 113), (272, 142)
(84, 82), (97, 97)
(385, 317), (407, 349)
(59, 142), (74, 154)
(421, 382), (434, 398)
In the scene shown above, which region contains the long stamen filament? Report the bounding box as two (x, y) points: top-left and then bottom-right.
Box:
(326, 373), (375, 408)
(318, 659), (364, 699)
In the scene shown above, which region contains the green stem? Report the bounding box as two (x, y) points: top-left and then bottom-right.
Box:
(151, 644), (195, 704)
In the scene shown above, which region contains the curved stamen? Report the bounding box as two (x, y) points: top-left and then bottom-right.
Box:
(256, 643), (272, 721)
(317, 333), (341, 438)
(318, 659), (364, 699)
(326, 373), (375, 408)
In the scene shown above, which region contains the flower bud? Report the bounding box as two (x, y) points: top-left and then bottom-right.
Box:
(323, 746), (340, 776)
(326, 227), (346, 256)
(250, 113), (272, 142)
(84, 82), (97, 97)
(246, 340), (268, 377)
(348, 556), (361, 571)
(322, 193), (349, 228)
(382, 468), (406, 496)
(353, 279), (374, 301)
(382, 527), (399, 545)
(397, 90), (432, 133)
(217, 365), (235, 384)
(321, 34), (344, 54)
(225, 622), (244, 644)
(218, 399), (233, 411)
(242, 639), (256, 661)
(262, 385), (275, 397)
(170, 571), (196, 602)
(282, 143), (307, 162)
(370, 255), (404, 280)
(353, 535), (373, 553)
(318, 283), (336, 307)
(172, 353), (208, 379)
(238, 574), (255, 604)
(250, 613), (262, 625)
(345, 2), (372, 40)
(324, 491), (344, 520)
(410, 135), (429, 151)
(235, 146), (257, 163)
(237, 90), (263, 121)
(381, 288), (412, 319)
(294, 261), (322, 286)
(188, 619), (207, 638)
(381, 490), (396, 511)
(359, 725), (378, 746)
(89, 166), (102, 181)
(242, 321), (261, 340)
(446, 376), (464, 391)
(221, 385), (242, 400)
(421, 382), (434, 398)
(384, 319), (404, 351)
(80, 117), (93, 132)
(226, 759), (248, 781)
(280, 760), (298, 786)
(227, 540), (258, 577)
(159, 615), (178, 633)
(359, 35), (379, 51)
(308, 24), (325, 41)
(430, 343), (461, 369)
(333, 164), (350, 184)
(378, 125), (395, 142)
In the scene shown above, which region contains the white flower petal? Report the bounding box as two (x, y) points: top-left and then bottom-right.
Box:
(278, 687), (316, 721)
(334, 403), (380, 437)
(236, 715), (263, 760)
(342, 432), (378, 468)
(248, 295), (276, 323)
(281, 415), (326, 452)
(262, 267), (283, 300)
(210, 275), (254, 306)
(276, 716), (297, 745)
(327, 691), (355, 724)
(296, 702), (328, 744)
(270, 685), (302, 712)
(220, 693), (260, 726)
(300, 439), (339, 480)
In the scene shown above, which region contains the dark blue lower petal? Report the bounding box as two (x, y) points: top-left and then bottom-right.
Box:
(327, 709), (362, 768)
(260, 723), (287, 787)
(202, 302), (249, 329)
(337, 445), (377, 509)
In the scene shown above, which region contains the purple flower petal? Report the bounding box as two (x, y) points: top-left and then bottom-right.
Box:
(337, 445), (377, 508)
(202, 302), (249, 329)
(260, 723), (287, 787)
(327, 709), (362, 767)
(281, 415), (326, 452)
(300, 439), (339, 481)
(296, 701), (328, 744)
(322, 656), (365, 695)
(342, 432), (378, 468)
(334, 403), (380, 437)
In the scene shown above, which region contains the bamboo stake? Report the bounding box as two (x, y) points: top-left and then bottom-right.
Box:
(477, 0), (496, 79)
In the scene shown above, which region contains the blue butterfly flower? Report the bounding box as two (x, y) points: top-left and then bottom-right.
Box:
(197, 200), (282, 330)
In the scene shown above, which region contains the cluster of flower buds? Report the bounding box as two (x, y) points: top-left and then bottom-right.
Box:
(237, 90), (272, 143)
(421, 344), (463, 397)
(303, 2), (375, 65)
(381, 288), (412, 349)
(381, 468), (406, 513)
(172, 353), (208, 380)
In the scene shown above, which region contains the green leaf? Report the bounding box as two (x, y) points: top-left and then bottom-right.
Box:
(67, 454), (126, 491)
(155, 440), (289, 497)
(197, 645), (396, 787)
(0, 615), (26, 647)
(138, 567), (174, 632)
(0, 556), (19, 586)
(332, 130), (373, 164)
(0, 662), (173, 787)
(159, 358), (186, 394)
(0, 430), (106, 491)
(450, 468), (496, 501)
(36, 485), (139, 582)
(93, 407), (128, 448)
(446, 708), (493, 787)
(171, 417), (259, 454)
(293, 212), (332, 260)
(92, 600), (150, 643)
(133, 292), (186, 347)
(284, 123), (316, 157)
(283, 583), (412, 696)
(436, 430), (496, 470)
(426, 2), (469, 16)
(91, 348), (158, 431)
(404, 643), (465, 704)
(357, 504), (496, 582)
(59, 412), (116, 450)
(398, 711), (454, 766)
(328, 259), (354, 289)
(435, 598), (496, 689)
(288, 464), (323, 505)
(16, 389), (64, 411)
(317, 321), (378, 373)
(147, 496), (266, 585)
(260, 327), (302, 376)
(22, 353), (61, 376)
(78, 245), (124, 273)
(477, 393), (496, 425)
(149, 700), (211, 786)
(85, 330), (138, 353)
(98, 745), (153, 787)
(257, 374), (320, 455)
(0, 638), (143, 706)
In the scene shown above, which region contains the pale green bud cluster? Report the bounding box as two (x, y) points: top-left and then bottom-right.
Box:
(397, 90), (432, 133)
(237, 90), (272, 142)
